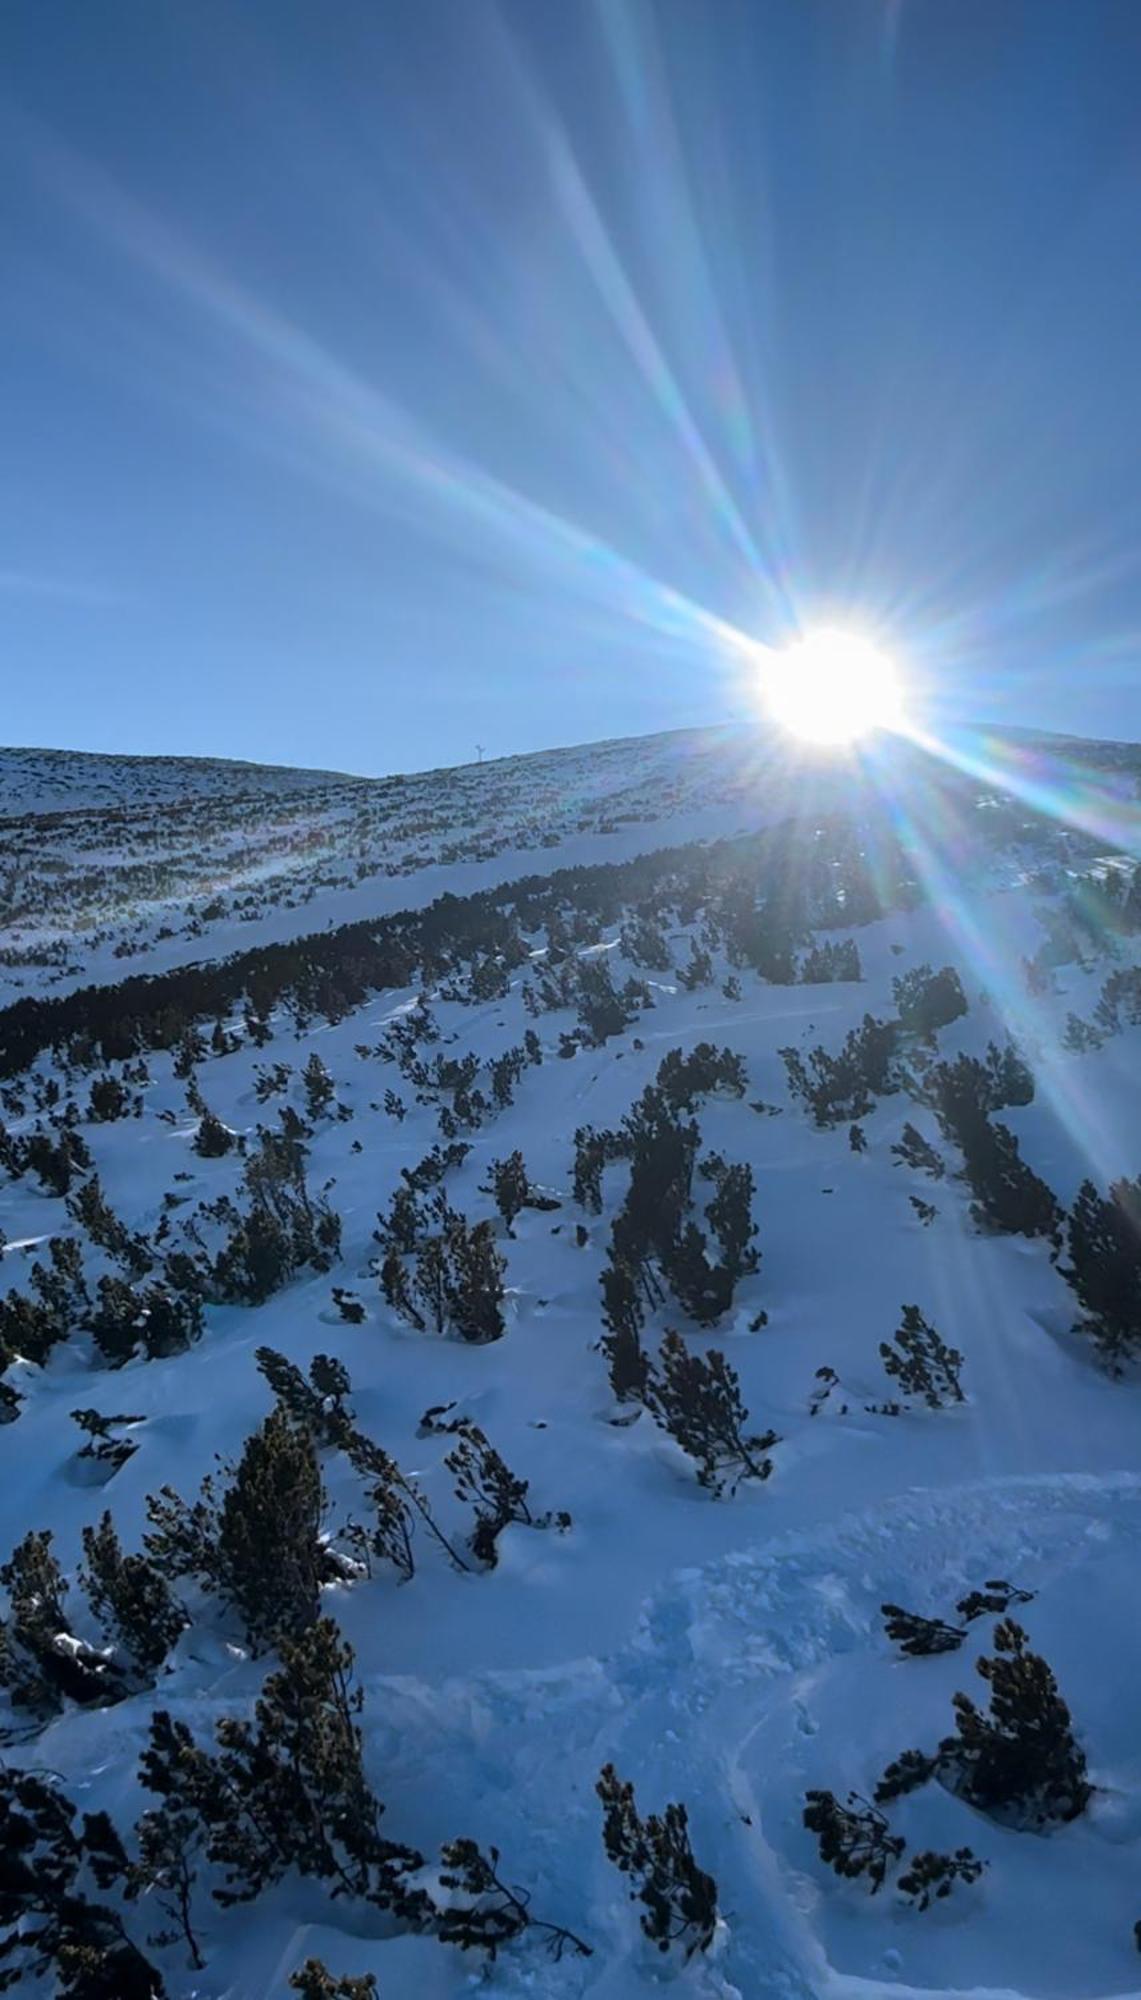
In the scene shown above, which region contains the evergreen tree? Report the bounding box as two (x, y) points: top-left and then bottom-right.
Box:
(139, 1620), (430, 1917)
(881, 1602), (966, 1656)
(288, 1962), (377, 1999)
(877, 1620), (1089, 1827)
(444, 1421), (568, 1568)
(216, 1409), (326, 1651)
(482, 1150), (529, 1235)
(193, 1109), (233, 1158)
(435, 1838), (591, 1960)
(345, 1427), (470, 1577)
(1064, 1175), (1141, 1368)
(897, 1847), (984, 1910)
(892, 963), (968, 1035)
(254, 1347), (354, 1448)
(302, 1054), (335, 1122)
(88, 1277), (202, 1367)
(644, 1332), (778, 1495)
(964, 1122), (1061, 1241)
(0, 1529), (128, 1718)
(600, 1256), (649, 1403)
(446, 1217), (507, 1344)
(70, 1408), (143, 1475)
(677, 940), (713, 991)
(891, 1122), (945, 1179)
(0, 1769), (162, 1998)
(597, 1764), (717, 1958)
(88, 1075), (131, 1123)
(956, 1578), (1035, 1622)
(803, 1790), (903, 1893)
(80, 1512), (188, 1677)
(701, 1155), (759, 1283)
(127, 1804), (204, 1971)
(877, 1305), (965, 1410)
(661, 1222), (734, 1326)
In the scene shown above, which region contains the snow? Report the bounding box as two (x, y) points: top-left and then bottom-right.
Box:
(2, 725), (1141, 1997)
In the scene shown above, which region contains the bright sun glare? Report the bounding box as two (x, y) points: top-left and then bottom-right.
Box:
(762, 629), (905, 746)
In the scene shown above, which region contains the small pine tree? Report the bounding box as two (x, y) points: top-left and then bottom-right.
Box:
(70, 1407), (142, 1475)
(445, 1421), (567, 1569)
(701, 1155), (759, 1283)
(80, 1512), (188, 1676)
(435, 1838), (591, 1960)
(482, 1151), (529, 1235)
(661, 1222), (734, 1326)
(127, 1803), (204, 1970)
(345, 1426), (470, 1577)
(254, 1348), (353, 1449)
(877, 1305), (964, 1410)
(600, 1257), (649, 1405)
(897, 1847), (984, 1910)
(963, 1122), (1061, 1241)
(891, 1122), (945, 1179)
(446, 1218), (506, 1345)
(892, 963), (968, 1035)
(597, 1764), (717, 1958)
(1064, 1175), (1141, 1369)
(215, 1410), (326, 1651)
(193, 1109), (233, 1158)
(803, 1790), (903, 1893)
(943, 1619), (1090, 1825)
(955, 1578), (1035, 1622)
(0, 1769), (162, 1998)
(139, 1620), (429, 1918)
(288, 1962), (377, 1999)
(876, 1620), (1089, 1828)
(644, 1331), (778, 1495)
(881, 1602), (966, 1657)
(301, 1054), (335, 1122)
(0, 1528), (128, 1717)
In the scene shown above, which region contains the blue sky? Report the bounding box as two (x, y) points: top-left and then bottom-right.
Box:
(4, 0), (1141, 774)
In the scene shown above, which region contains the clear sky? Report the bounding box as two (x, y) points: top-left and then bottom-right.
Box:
(4, 0), (1141, 775)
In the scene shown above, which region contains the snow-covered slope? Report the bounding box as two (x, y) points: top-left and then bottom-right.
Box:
(1, 724), (1141, 2000)
(0, 727), (788, 1005)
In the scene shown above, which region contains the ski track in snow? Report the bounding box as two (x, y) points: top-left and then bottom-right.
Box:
(349, 1474), (1141, 2000)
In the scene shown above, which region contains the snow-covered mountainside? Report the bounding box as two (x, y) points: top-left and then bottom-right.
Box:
(0, 728), (795, 1006)
(2, 723), (1141, 2000)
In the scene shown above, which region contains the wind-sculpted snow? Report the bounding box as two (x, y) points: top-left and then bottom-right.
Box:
(1, 723), (1140, 1996)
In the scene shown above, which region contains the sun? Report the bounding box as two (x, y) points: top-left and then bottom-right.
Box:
(761, 628), (905, 746)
